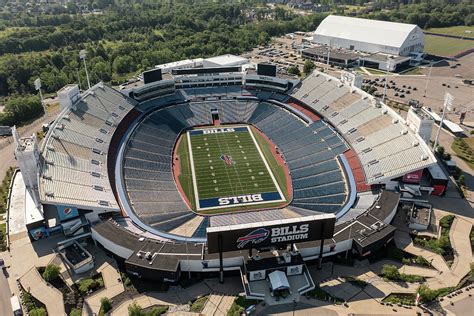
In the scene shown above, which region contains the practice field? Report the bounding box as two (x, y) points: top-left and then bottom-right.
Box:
(426, 26), (474, 39)
(178, 125), (287, 213)
(424, 35), (474, 57)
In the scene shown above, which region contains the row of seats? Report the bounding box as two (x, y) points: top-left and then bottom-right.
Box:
(291, 72), (435, 183)
(40, 85), (137, 209)
(124, 97), (350, 233)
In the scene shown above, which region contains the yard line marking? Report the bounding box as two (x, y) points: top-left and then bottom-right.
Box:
(187, 131), (200, 209)
(214, 128), (238, 197)
(220, 129), (247, 194)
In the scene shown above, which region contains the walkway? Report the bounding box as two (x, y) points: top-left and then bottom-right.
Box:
(110, 277), (243, 316)
(19, 267), (66, 316)
(201, 294), (235, 316)
(394, 230), (450, 273)
(394, 216), (473, 290)
(111, 292), (178, 316)
(426, 217), (473, 290)
(82, 262), (125, 316)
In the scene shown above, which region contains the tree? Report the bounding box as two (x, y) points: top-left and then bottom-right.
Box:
(381, 264), (400, 280)
(42, 264), (61, 282)
(128, 302), (144, 316)
(417, 285), (437, 302)
(112, 55), (134, 74)
(465, 13), (474, 26)
(287, 65), (300, 76)
(303, 60), (315, 75)
(69, 308), (82, 316)
(29, 308), (47, 316)
(100, 297), (112, 313)
(436, 146), (445, 156)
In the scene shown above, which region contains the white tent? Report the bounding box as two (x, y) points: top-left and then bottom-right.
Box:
(268, 270), (290, 291)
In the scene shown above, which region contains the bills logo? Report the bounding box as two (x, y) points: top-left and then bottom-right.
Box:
(63, 207), (72, 215)
(33, 230), (44, 240)
(218, 194), (263, 206)
(203, 128), (235, 134)
(237, 228), (269, 248)
(220, 154), (234, 166)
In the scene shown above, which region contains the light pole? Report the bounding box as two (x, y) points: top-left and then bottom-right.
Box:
(423, 61), (434, 97)
(34, 78), (46, 114)
(326, 39), (333, 68)
(79, 49), (91, 90)
(433, 92), (454, 152)
(381, 56), (393, 104)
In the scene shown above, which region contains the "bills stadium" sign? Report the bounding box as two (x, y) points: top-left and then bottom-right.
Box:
(206, 215), (336, 253)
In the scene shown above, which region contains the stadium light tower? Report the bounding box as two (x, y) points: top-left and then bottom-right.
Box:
(433, 92), (454, 152)
(34, 78), (46, 114)
(79, 49), (91, 90)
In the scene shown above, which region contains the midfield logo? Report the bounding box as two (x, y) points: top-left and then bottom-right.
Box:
(220, 154), (234, 166)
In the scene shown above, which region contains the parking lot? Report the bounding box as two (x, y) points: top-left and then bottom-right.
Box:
(243, 33), (309, 75)
(364, 53), (474, 124)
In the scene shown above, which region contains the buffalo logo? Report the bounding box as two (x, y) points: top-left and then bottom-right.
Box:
(32, 229), (44, 241)
(236, 228), (269, 249)
(63, 207), (72, 215)
(220, 154), (234, 166)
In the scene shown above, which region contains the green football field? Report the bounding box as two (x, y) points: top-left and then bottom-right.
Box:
(186, 125), (285, 211)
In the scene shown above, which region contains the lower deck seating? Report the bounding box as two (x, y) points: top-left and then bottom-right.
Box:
(123, 98), (350, 234)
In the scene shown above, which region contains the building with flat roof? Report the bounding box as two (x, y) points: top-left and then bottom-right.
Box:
(313, 15), (424, 56)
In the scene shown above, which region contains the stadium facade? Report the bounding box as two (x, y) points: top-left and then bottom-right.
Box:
(12, 57), (439, 298)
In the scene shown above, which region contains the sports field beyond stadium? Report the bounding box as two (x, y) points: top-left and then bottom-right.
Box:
(183, 125), (286, 212)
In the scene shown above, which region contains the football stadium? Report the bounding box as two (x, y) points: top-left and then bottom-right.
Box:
(13, 55), (439, 298)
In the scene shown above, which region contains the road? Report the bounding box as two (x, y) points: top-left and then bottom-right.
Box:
(0, 268), (13, 316)
(0, 106), (60, 183)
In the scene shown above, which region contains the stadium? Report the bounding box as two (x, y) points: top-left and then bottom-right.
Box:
(15, 57), (437, 298)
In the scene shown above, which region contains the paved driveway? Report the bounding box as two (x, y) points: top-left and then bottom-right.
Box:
(0, 268), (13, 316)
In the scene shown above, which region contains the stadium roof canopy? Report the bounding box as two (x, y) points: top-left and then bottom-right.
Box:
(314, 15), (419, 48)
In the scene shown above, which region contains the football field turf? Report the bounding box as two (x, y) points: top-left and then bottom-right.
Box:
(187, 125), (285, 211)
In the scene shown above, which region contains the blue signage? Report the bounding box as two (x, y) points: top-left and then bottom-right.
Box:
(57, 205), (79, 221)
(29, 227), (49, 241)
(199, 191), (282, 209)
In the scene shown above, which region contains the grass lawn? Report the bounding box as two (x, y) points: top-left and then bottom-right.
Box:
(0, 166), (16, 214)
(414, 215), (455, 265)
(426, 26), (474, 39)
(228, 296), (257, 316)
(424, 35), (474, 57)
(363, 67), (390, 76)
(0, 222), (6, 251)
(451, 137), (474, 171)
(383, 293), (416, 306)
(189, 295), (208, 313)
(400, 67), (424, 75)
